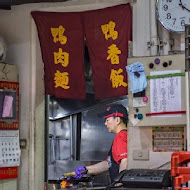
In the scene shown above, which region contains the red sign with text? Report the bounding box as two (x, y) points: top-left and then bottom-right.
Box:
(31, 4), (132, 99)
(0, 167), (18, 179)
(0, 81), (19, 130)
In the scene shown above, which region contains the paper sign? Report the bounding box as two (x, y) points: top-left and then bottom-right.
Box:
(150, 70), (181, 117)
(133, 97), (147, 107)
(0, 167), (18, 179)
(129, 114), (140, 126)
(0, 81), (19, 130)
(2, 95), (13, 118)
(152, 126), (184, 152)
(0, 130), (21, 167)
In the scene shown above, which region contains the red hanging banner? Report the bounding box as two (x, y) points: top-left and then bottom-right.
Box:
(83, 4), (132, 99)
(31, 11), (86, 99)
(31, 4), (132, 100)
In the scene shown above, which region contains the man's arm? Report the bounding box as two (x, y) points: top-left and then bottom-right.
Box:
(86, 161), (109, 175)
(119, 158), (127, 172)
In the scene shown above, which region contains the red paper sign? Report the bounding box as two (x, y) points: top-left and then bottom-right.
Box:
(0, 167), (18, 179)
(0, 81), (19, 130)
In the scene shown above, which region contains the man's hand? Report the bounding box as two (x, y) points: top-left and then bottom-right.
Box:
(73, 166), (87, 179)
(119, 158), (128, 173)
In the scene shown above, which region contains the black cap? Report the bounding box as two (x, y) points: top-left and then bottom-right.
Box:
(98, 104), (128, 119)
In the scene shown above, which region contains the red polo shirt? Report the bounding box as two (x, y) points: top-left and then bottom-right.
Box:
(106, 130), (128, 164)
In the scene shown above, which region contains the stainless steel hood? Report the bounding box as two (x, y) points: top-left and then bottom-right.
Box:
(0, 0), (70, 10)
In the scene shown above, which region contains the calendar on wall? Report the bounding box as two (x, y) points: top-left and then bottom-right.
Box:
(0, 64), (20, 179)
(0, 130), (20, 167)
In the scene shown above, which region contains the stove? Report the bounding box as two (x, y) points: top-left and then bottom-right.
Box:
(48, 169), (172, 190)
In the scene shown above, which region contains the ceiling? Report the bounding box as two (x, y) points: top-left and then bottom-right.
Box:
(0, 0), (69, 10)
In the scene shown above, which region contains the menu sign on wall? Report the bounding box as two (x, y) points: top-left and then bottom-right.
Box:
(152, 126), (184, 152)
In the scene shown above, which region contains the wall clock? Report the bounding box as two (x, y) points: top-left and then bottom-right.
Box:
(157, 0), (190, 33)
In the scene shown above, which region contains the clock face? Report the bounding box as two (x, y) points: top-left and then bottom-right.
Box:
(157, 0), (190, 32)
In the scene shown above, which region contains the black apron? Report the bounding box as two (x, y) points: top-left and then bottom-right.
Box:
(107, 130), (127, 183)
(107, 146), (119, 183)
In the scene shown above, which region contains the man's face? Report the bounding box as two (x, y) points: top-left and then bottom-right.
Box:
(104, 116), (117, 133)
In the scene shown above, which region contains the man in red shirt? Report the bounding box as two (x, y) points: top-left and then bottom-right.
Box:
(73, 104), (128, 183)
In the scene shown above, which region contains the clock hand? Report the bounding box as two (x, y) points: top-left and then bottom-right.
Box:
(179, 0), (190, 12)
(182, 5), (190, 12)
